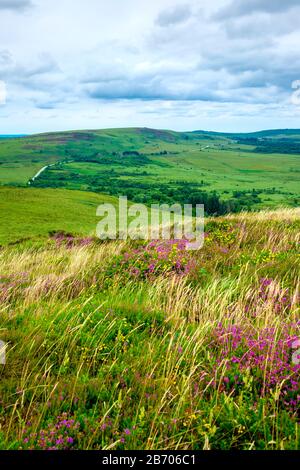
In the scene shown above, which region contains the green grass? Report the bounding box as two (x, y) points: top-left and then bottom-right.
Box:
(0, 187), (118, 245)
(1, 128), (299, 210)
(0, 208), (299, 450)
(51, 148), (299, 203)
(0, 128), (299, 450)
(0, 136), (63, 185)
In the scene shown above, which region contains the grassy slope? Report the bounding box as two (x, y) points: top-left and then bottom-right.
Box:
(0, 129), (299, 450)
(0, 136), (63, 185)
(0, 128), (299, 208)
(0, 187), (118, 245)
(0, 208), (299, 450)
(48, 147), (300, 195)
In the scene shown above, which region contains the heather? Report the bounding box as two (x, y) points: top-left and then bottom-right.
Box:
(0, 208), (299, 450)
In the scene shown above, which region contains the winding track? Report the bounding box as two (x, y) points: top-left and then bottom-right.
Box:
(28, 161), (68, 184)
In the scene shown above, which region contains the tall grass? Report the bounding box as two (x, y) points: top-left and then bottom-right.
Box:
(0, 208), (299, 450)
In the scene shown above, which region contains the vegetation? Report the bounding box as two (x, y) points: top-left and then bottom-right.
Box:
(0, 127), (299, 450)
(0, 187), (118, 246)
(0, 208), (299, 450)
(1, 128), (299, 213)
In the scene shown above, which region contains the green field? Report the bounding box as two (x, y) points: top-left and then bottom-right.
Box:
(0, 187), (118, 245)
(1, 128), (299, 214)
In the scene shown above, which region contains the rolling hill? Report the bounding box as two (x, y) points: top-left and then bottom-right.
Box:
(0, 128), (299, 214)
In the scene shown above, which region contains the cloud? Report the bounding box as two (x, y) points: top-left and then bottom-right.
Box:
(0, 50), (66, 110)
(221, 11), (300, 39)
(83, 63), (284, 105)
(1, 0), (300, 132)
(156, 4), (191, 27)
(3, 2), (298, 111)
(0, 0), (33, 11)
(0, 51), (61, 83)
(65, 8), (300, 109)
(214, 0), (300, 20)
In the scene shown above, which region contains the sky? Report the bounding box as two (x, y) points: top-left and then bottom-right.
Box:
(0, 0), (300, 134)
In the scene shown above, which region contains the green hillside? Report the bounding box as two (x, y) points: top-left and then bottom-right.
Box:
(0, 128), (299, 213)
(0, 187), (118, 245)
(0, 207), (299, 450)
(0, 129), (299, 450)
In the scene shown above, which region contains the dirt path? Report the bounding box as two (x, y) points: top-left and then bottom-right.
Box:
(28, 162), (57, 185)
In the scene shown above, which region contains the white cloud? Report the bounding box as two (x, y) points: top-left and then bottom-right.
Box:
(0, 0), (299, 132)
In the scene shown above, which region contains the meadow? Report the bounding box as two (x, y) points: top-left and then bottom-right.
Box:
(1, 128), (299, 212)
(0, 128), (299, 450)
(0, 207), (299, 450)
(0, 187), (118, 245)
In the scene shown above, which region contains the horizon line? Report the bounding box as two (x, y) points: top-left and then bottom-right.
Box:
(1, 126), (300, 137)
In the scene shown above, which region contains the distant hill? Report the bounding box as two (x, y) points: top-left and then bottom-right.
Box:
(192, 128), (300, 140)
(0, 127), (299, 213)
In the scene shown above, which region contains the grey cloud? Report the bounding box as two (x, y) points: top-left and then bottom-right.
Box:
(0, 0), (33, 11)
(142, 15), (292, 102)
(156, 4), (191, 27)
(200, 44), (300, 95)
(1, 0), (299, 130)
(83, 67), (276, 104)
(21, 54), (60, 79)
(1, 52), (60, 83)
(84, 71), (213, 102)
(222, 10), (300, 39)
(0, 49), (13, 64)
(0, 50), (65, 111)
(79, 15), (298, 107)
(33, 97), (64, 110)
(214, 0), (300, 20)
